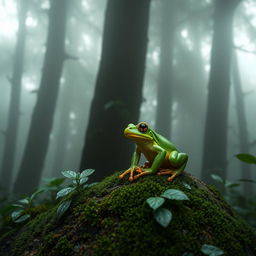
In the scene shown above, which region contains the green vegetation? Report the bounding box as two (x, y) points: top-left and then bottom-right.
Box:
(56, 169), (96, 219)
(0, 171), (255, 256)
(146, 188), (189, 227)
(11, 189), (43, 223)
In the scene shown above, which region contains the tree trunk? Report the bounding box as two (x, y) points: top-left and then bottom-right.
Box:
(232, 52), (253, 194)
(13, 0), (68, 194)
(80, 0), (150, 181)
(0, 0), (29, 192)
(155, 0), (177, 138)
(201, 0), (240, 184)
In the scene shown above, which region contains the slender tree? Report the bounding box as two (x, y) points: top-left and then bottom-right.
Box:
(155, 0), (177, 137)
(201, 0), (241, 183)
(0, 0), (29, 191)
(80, 0), (151, 181)
(232, 52), (253, 194)
(14, 0), (69, 194)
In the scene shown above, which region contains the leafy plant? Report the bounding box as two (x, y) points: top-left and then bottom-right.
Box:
(56, 169), (96, 220)
(146, 189), (189, 227)
(11, 189), (43, 223)
(42, 177), (66, 202)
(201, 244), (224, 256)
(211, 174), (240, 189)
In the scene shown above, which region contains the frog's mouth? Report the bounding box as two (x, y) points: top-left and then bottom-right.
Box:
(124, 128), (152, 141)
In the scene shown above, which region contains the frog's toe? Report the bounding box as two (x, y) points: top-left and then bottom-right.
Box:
(157, 169), (175, 176)
(133, 170), (153, 180)
(119, 169), (132, 179)
(167, 172), (178, 182)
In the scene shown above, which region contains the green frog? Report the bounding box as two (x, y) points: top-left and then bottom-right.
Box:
(119, 122), (188, 182)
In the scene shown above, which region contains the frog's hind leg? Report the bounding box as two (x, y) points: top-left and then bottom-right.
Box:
(167, 151), (188, 182)
(157, 169), (175, 176)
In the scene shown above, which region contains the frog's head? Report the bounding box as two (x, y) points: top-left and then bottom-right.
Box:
(124, 122), (155, 143)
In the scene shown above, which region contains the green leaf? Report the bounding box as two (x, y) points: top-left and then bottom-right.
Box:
(61, 170), (77, 179)
(72, 179), (79, 185)
(146, 197), (165, 210)
(201, 244), (224, 256)
(12, 204), (24, 208)
(11, 210), (24, 221)
(56, 187), (75, 199)
(14, 214), (30, 223)
(18, 198), (29, 205)
(182, 253), (194, 256)
(161, 189), (189, 201)
(56, 200), (71, 219)
(47, 178), (66, 187)
(80, 169), (95, 178)
(238, 178), (256, 183)
(182, 182), (191, 190)
(235, 153), (256, 164)
(79, 177), (88, 185)
(153, 207), (172, 228)
(88, 182), (98, 187)
(30, 189), (44, 201)
(224, 181), (240, 188)
(210, 174), (224, 184)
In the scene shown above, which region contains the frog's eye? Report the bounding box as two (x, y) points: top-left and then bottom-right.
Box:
(138, 122), (148, 133)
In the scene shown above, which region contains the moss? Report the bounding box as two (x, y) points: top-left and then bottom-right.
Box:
(0, 171), (255, 256)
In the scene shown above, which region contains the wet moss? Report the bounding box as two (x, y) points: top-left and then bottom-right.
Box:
(0, 171), (255, 256)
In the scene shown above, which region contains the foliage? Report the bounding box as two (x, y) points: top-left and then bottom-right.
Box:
(0, 171), (255, 256)
(11, 189), (43, 223)
(56, 169), (96, 219)
(42, 177), (66, 202)
(201, 244), (224, 256)
(235, 153), (256, 164)
(146, 188), (189, 227)
(211, 153), (256, 228)
(183, 244), (224, 256)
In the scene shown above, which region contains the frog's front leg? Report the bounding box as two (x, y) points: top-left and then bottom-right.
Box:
(167, 151), (188, 182)
(133, 145), (166, 180)
(119, 147), (142, 181)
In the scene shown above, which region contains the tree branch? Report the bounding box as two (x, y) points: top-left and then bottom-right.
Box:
(234, 45), (256, 55)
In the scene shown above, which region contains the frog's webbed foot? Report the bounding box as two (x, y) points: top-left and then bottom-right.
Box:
(119, 168), (143, 182)
(133, 168), (153, 180)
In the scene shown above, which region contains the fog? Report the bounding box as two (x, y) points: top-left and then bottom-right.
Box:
(0, 0), (255, 197)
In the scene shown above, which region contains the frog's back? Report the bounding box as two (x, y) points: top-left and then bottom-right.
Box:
(154, 132), (177, 152)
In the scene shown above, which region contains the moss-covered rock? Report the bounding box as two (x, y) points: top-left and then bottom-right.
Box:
(0, 171), (255, 256)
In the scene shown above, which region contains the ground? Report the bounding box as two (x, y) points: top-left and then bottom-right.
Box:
(0, 171), (255, 256)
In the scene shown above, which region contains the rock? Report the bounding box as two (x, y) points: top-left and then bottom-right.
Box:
(0, 171), (255, 256)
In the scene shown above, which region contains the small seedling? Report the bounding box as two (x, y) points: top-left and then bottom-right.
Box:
(11, 189), (43, 223)
(146, 189), (189, 227)
(56, 169), (97, 219)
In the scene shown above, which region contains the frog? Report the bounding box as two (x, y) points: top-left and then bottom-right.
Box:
(119, 122), (188, 182)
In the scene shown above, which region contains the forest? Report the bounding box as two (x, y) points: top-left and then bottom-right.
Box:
(0, 0), (256, 255)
